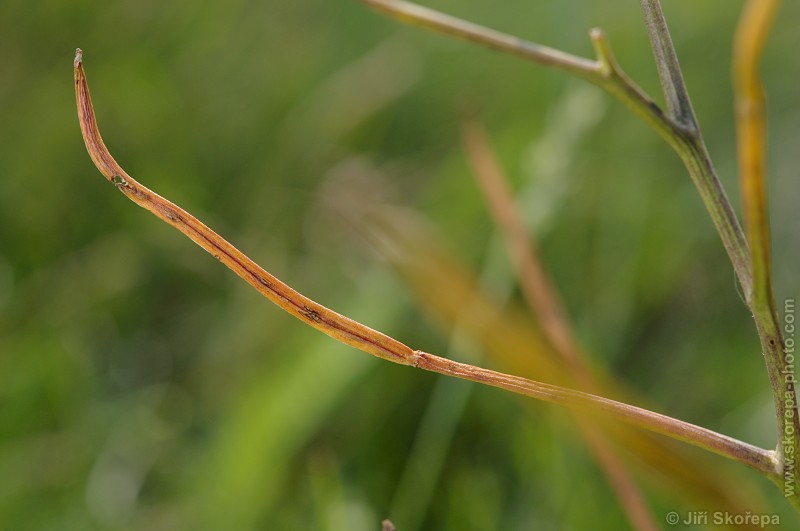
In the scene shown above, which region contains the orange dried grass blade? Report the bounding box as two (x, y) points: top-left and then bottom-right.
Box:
(460, 118), (590, 381)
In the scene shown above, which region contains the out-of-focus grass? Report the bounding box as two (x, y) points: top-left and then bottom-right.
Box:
(1, 0), (799, 529)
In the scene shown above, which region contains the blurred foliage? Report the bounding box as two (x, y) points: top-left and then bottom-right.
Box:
(1, 0), (800, 529)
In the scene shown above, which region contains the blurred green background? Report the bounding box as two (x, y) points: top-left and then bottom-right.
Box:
(2, 0), (800, 529)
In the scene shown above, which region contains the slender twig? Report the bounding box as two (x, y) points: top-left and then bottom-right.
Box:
(638, 0), (698, 129)
(74, 49), (778, 479)
(461, 118), (658, 531)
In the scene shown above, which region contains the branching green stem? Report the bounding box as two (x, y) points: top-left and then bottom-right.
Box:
(640, 0), (798, 507)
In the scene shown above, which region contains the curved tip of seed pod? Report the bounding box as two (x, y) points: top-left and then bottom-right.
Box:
(74, 48), (83, 68)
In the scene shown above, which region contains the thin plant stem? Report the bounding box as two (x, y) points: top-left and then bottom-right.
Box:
(357, 0), (598, 79)
(640, 0), (800, 504)
(733, 0), (799, 492)
(461, 118), (658, 531)
(634, 2), (754, 297)
(74, 48), (778, 481)
(638, 0), (698, 129)
(412, 351), (776, 477)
